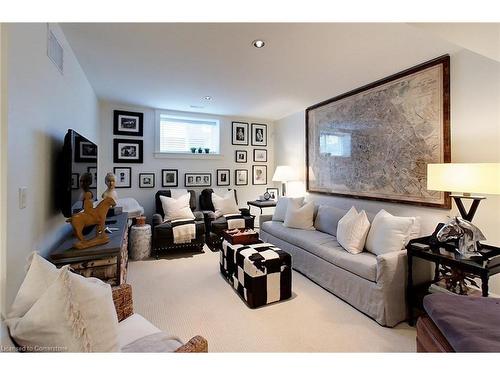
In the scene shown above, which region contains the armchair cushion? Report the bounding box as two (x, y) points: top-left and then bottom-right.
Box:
(121, 331), (183, 352)
(155, 190), (197, 218)
(212, 191), (239, 217)
(117, 313), (162, 348)
(159, 193), (195, 222)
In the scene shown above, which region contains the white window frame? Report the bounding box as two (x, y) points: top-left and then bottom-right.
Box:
(154, 110), (223, 159)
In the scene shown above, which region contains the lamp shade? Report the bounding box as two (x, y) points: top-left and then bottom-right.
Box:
(272, 165), (296, 182)
(427, 163), (500, 195)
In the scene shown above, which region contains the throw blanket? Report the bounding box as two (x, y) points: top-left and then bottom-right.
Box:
(171, 219), (196, 244)
(224, 214), (245, 230)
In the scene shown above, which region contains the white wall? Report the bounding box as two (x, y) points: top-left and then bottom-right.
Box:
(4, 23), (99, 308)
(0, 23), (7, 316)
(99, 101), (277, 220)
(274, 49), (500, 292)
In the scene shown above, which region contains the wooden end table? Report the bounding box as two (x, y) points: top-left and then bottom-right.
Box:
(406, 235), (500, 326)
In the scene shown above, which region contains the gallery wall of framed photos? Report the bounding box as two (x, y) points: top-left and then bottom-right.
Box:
(99, 101), (279, 218)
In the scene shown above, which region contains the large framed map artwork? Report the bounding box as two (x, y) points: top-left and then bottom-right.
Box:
(306, 55), (451, 208)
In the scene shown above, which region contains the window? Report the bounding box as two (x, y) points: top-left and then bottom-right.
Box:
(319, 132), (351, 157)
(156, 113), (220, 154)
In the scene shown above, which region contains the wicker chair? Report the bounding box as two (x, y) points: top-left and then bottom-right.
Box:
(152, 190), (206, 258)
(112, 284), (208, 352)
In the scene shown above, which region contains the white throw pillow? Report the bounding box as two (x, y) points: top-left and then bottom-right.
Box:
(365, 209), (418, 255)
(283, 201), (315, 230)
(212, 191), (239, 218)
(6, 266), (119, 352)
(160, 193), (195, 222)
(7, 252), (60, 319)
(336, 206), (371, 254)
(272, 197), (305, 222)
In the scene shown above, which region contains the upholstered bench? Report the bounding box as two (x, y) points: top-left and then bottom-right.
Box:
(220, 240), (292, 308)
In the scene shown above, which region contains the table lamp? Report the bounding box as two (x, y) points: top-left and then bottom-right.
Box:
(427, 163), (500, 221)
(272, 165), (296, 196)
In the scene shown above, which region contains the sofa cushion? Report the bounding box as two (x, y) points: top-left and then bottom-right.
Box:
(272, 197), (304, 222)
(261, 221), (377, 282)
(310, 241), (377, 282)
(261, 220), (335, 249)
(314, 205), (347, 236)
(118, 313), (161, 349)
(283, 201), (315, 230)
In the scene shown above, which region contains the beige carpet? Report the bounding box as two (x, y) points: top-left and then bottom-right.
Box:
(127, 247), (416, 352)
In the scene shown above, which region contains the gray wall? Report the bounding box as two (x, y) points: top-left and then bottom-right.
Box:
(4, 23), (99, 310)
(274, 49), (500, 293)
(98, 101), (278, 220)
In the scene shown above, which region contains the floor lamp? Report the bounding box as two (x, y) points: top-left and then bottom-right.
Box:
(427, 163), (500, 221)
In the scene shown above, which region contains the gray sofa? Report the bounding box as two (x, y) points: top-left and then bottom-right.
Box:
(260, 204), (424, 327)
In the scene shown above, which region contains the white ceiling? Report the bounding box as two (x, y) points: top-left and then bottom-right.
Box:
(62, 23), (467, 120)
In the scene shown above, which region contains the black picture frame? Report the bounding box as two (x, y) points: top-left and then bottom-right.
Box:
(185, 173), (211, 187)
(161, 169), (178, 187)
(235, 169), (248, 186)
(252, 165), (267, 185)
(216, 169), (230, 186)
(251, 123), (267, 147)
(235, 150), (247, 163)
(113, 167), (132, 188)
(113, 139), (143, 164)
(266, 187), (279, 201)
(139, 173), (155, 188)
(71, 173), (79, 190)
(87, 166), (97, 188)
(253, 149), (267, 162)
(232, 122), (249, 145)
(74, 138), (97, 163)
(113, 110), (144, 136)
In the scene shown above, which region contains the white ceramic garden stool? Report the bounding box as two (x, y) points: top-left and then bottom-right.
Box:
(129, 224), (152, 260)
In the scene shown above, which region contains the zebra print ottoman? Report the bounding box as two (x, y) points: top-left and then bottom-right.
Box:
(220, 240), (292, 308)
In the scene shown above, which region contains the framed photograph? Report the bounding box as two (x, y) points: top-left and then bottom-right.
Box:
(113, 167), (131, 188)
(306, 55), (451, 208)
(139, 173), (155, 188)
(87, 166), (97, 188)
(75, 138), (97, 163)
(216, 169), (230, 186)
(235, 169), (248, 186)
(266, 187), (279, 201)
(252, 165), (267, 185)
(253, 149), (267, 162)
(113, 110), (143, 136)
(232, 122), (249, 145)
(235, 150), (247, 163)
(113, 139), (143, 164)
(251, 123), (267, 146)
(71, 173), (79, 190)
(161, 169), (178, 187)
(185, 173), (211, 187)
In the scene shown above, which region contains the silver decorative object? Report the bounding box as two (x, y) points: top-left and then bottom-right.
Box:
(437, 217), (486, 259)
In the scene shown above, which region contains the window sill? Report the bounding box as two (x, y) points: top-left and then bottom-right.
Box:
(154, 152), (224, 160)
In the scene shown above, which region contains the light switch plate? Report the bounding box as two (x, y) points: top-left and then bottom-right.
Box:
(19, 187), (27, 209)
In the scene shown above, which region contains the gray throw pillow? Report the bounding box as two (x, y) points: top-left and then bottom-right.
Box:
(272, 197), (304, 222)
(314, 205), (348, 236)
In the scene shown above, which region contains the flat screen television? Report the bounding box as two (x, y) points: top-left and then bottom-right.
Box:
(61, 129), (98, 218)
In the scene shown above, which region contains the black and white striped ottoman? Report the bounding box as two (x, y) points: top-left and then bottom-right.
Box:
(220, 240), (292, 308)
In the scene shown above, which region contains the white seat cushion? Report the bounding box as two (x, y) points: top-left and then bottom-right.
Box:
(117, 313), (162, 349)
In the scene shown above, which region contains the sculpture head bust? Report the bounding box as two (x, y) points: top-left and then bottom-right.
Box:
(102, 172), (118, 203)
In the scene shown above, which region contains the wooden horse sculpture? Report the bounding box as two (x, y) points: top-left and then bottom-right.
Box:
(67, 192), (116, 249)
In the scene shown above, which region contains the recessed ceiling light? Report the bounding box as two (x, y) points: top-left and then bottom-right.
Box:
(203, 96), (212, 100)
(252, 39), (265, 48)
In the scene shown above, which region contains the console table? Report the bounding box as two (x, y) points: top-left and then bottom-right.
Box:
(406, 235), (500, 325)
(50, 213), (129, 286)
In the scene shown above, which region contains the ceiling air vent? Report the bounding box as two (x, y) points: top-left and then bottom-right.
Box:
(47, 28), (64, 74)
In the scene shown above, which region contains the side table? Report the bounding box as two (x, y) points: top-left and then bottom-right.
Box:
(130, 224), (152, 260)
(406, 235), (500, 326)
(247, 200), (277, 214)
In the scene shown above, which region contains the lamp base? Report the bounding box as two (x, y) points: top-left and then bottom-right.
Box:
(450, 194), (485, 222)
(282, 182), (286, 197)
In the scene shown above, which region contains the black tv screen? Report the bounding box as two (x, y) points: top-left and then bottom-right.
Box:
(61, 129), (98, 218)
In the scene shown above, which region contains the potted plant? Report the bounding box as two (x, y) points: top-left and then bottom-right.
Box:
(198, 147), (203, 153)
(204, 148), (210, 154)
(190, 147), (197, 153)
